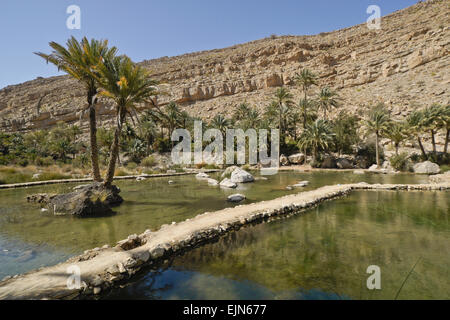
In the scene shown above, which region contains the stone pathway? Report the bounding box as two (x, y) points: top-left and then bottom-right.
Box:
(0, 182), (448, 299)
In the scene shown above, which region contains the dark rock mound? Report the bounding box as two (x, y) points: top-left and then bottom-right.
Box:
(27, 182), (123, 217)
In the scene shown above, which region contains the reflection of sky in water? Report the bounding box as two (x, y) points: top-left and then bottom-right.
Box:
(0, 172), (435, 283)
(0, 236), (72, 279)
(105, 191), (449, 300)
(106, 269), (346, 300)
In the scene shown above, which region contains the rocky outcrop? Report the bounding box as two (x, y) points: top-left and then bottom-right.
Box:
(1, 1), (448, 137)
(27, 183), (123, 217)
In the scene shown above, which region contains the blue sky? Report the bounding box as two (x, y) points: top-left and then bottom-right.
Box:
(0, 0), (418, 89)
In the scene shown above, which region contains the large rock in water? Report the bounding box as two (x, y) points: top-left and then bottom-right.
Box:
(27, 182), (123, 217)
(219, 178), (237, 188)
(221, 165), (239, 178)
(230, 168), (254, 183)
(413, 161), (440, 174)
(336, 158), (354, 169)
(227, 194), (246, 203)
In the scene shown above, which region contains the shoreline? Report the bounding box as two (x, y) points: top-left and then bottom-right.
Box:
(0, 169), (221, 190)
(0, 181), (448, 300)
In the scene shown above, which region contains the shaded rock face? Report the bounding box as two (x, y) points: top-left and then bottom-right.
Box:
(336, 158), (354, 169)
(320, 155), (337, 169)
(413, 161), (440, 174)
(28, 183), (123, 217)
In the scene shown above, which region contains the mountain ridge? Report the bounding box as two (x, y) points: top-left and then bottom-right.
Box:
(0, 0), (448, 135)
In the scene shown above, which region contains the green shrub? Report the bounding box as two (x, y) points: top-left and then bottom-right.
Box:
(0, 172), (32, 184)
(126, 162), (138, 170)
(141, 155), (157, 167)
(35, 156), (54, 167)
(389, 152), (410, 172)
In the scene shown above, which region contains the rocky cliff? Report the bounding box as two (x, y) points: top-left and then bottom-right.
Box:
(0, 0), (448, 133)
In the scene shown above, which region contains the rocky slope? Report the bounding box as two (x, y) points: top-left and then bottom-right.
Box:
(0, 0), (448, 134)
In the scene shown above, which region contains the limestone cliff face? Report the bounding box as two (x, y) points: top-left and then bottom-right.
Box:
(0, 0), (448, 133)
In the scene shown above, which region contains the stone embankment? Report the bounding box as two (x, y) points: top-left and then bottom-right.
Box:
(0, 170), (220, 189)
(0, 182), (448, 299)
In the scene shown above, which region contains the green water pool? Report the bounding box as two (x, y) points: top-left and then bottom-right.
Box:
(0, 171), (431, 280)
(105, 190), (449, 300)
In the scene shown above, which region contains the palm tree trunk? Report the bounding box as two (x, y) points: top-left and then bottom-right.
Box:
(417, 137), (427, 158)
(430, 130), (436, 155)
(104, 110), (126, 187)
(375, 133), (380, 167)
(88, 100), (102, 182)
(444, 129), (449, 154)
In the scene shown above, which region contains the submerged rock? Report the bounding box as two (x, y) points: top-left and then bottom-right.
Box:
(195, 172), (210, 179)
(207, 178), (219, 186)
(219, 178), (237, 188)
(28, 182), (123, 217)
(227, 194), (246, 203)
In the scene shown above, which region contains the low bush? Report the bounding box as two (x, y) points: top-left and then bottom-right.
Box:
(141, 155), (157, 167)
(389, 152), (410, 171)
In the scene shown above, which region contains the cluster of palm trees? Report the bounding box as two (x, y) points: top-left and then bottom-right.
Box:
(37, 37), (449, 176)
(365, 102), (450, 167)
(36, 37), (158, 187)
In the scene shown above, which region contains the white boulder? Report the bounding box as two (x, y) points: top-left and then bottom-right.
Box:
(413, 161), (440, 174)
(230, 168), (254, 183)
(219, 178), (237, 189)
(288, 153), (305, 164)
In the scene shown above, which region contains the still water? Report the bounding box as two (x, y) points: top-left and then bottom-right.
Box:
(0, 171), (430, 280)
(105, 191), (449, 300)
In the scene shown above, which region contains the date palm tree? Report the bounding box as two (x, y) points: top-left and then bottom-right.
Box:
(385, 121), (407, 155)
(35, 37), (117, 182)
(364, 105), (390, 167)
(210, 114), (230, 136)
(406, 110), (427, 158)
(422, 104), (442, 156)
(274, 87), (293, 138)
(94, 55), (158, 187)
(295, 69), (317, 101)
(317, 87), (340, 119)
(298, 119), (334, 163)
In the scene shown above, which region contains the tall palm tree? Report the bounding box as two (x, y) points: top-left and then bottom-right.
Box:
(273, 87), (293, 138)
(406, 110), (427, 158)
(385, 121), (407, 155)
(422, 104), (442, 156)
(94, 55), (158, 187)
(295, 69), (317, 101)
(210, 114), (230, 136)
(233, 102), (251, 123)
(364, 105), (390, 167)
(317, 87), (340, 119)
(297, 98), (317, 129)
(35, 37), (117, 182)
(298, 119), (334, 163)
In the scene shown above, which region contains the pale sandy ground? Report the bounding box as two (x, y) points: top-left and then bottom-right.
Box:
(0, 182), (448, 300)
